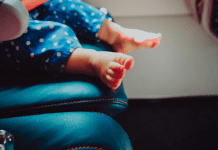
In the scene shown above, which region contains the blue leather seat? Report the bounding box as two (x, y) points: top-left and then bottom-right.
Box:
(0, 40), (133, 150)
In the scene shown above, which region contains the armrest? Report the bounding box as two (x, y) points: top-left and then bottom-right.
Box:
(0, 41), (128, 119)
(0, 112), (133, 150)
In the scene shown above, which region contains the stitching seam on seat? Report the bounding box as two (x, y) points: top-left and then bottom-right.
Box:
(67, 146), (105, 150)
(2, 99), (128, 114)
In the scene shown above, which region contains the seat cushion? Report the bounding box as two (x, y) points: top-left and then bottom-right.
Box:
(0, 41), (128, 118)
(0, 112), (133, 150)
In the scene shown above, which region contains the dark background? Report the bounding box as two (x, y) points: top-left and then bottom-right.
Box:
(113, 96), (218, 150)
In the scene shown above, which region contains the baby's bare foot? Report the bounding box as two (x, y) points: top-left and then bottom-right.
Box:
(112, 22), (162, 53)
(97, 19), (162, 54)
(90, 51), (134, 89)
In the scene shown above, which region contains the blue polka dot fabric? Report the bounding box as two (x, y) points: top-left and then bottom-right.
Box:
(0, 0), (113, 77)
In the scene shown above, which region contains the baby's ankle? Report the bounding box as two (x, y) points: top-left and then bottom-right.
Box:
(97, 19), (118, 45)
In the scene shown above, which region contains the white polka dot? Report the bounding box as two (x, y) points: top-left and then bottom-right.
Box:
(100, 8), (107, 14)
(63, 20), (66, 23)
(7, 54), (11, 58)
(64, 32), (68, 36)
(50, 25), (54, 29)
(91, 12), (95, 16)
(11, 41), (14, 46)
(52, 34), (56, 38)
(88, 28), (91, 30)
(108, 18), (112, 22)
(56, 52), (61, 57)
(5, 48), (8, 52)
(30, 53), (34, 58)
(71, 4), (75, 8)
(89, 6), (92, 9)
(53, 11), (57, 14)
(50, 3), (53, 6)
(92, 19), (97, 23)
(74, 12), (77, 16)
(54, 42), (58, 46)
(26, 41), (31, 46)
(35, 20), (39, 23)
(67, 40), (71, 44)
(68, 0), (72, 1)
(55, 15), (58, 18)
(80, 5), (84, 9)
(16, 46), (19, 51)
(74, 37), (77, 40)
(66, 16), (69, 19)
(100, 12), (103, 15)
(36, 27), (41, 30)
(59, 0), (63, 3)
(62, 7), (66, 10)
(85, 19), (89, 23)
(42, 48), (46, 52)
(39, 38), (44, 42)
(46, 58), (49, 63)
(95, 33), (98, 37)
(82, 12), (86, 16)
(96, 24), (101, 29)
(77, 22), (80, 25)
(16, 60), (20, 63)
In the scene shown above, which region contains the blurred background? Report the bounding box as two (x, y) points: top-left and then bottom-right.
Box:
(84, 0), (218, 99)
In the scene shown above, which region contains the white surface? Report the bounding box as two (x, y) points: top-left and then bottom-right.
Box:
(114, 15), (218, 99)
(82, 0), (192, 17)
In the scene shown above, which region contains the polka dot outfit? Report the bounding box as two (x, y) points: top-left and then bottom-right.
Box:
(0, 0), (112, 77)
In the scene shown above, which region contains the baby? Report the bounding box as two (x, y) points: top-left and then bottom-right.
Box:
(0, 0), (162, 89)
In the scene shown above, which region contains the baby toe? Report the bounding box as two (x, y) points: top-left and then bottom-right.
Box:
(124, 56), (134, 70)
(110, 62), (124, 70)
(110, 78), (122, 89)
(150, 41), (160, 48)
(108, 68), (125, 79)
(106, 75), (121, 89)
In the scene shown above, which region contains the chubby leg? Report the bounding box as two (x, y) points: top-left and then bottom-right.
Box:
(65, 48), (134, 89)
(97, 19), (162, 54)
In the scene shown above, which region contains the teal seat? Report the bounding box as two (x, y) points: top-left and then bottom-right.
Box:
(0, 1), (132, 148)
(0, 40), (133, 150)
